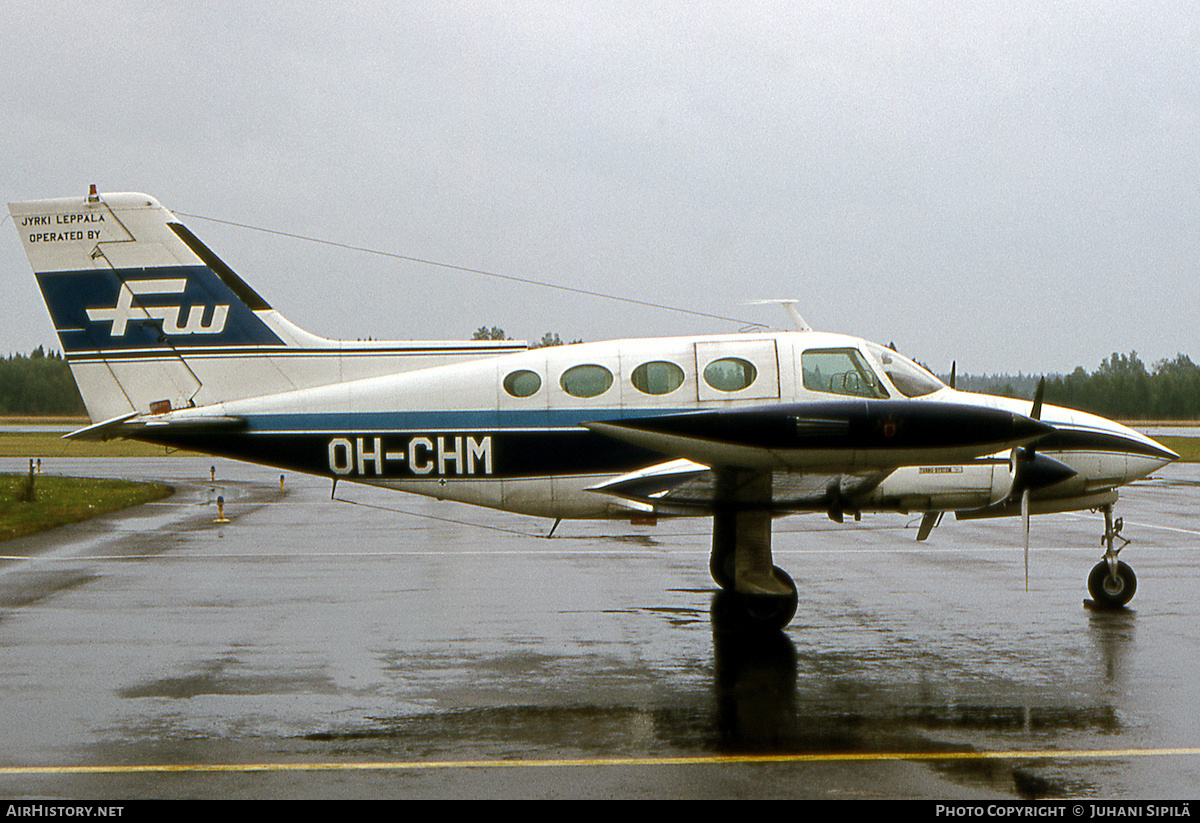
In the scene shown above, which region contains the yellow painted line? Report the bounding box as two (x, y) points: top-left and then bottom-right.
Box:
(3, 747), (1200, 775)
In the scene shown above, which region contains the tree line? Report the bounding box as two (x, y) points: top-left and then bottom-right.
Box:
(953, 352), (1200, 420)
(2, 345), (1197, 420)
(472, 327), (579, 348)
(0, 347), (86, 416)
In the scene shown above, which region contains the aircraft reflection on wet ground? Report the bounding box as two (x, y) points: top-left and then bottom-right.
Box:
(0, 456), (1196, 799)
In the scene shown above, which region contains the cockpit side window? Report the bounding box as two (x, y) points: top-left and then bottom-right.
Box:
(801, 348), (889, 398)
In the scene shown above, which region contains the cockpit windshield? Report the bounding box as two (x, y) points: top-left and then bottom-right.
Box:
(864, 342), (946, 398)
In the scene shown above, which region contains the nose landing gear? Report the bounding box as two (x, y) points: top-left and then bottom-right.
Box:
(1087, 504), (1136, 609)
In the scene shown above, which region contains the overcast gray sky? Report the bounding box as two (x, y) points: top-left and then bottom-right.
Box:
(3, 1), (1197, 375)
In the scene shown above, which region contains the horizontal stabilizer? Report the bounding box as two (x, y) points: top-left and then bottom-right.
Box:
(65, 411), (246, 441)
(63, 413), (139, 441)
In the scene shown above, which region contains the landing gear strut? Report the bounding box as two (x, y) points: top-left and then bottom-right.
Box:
(1087, 504), (1136, 609)
(709, 471), (799, 631)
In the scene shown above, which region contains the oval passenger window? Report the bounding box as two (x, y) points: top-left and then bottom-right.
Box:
(630, 361), (685, 395)
(560, 364), (614, 398)
(503, 369), (542, 398)
(703, 358), (757, 392)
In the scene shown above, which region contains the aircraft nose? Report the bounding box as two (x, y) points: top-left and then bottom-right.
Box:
(1133, 436), (1179, 477)
(1119, 429), (1179, 465)
(1056, 417), (1175, 473)
(1157, 442), (1181, 462)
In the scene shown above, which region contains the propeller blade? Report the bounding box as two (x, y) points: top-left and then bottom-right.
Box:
(1022, 487), (1030, 592)
(1031, 377), (1045, 421)
(949, 361), (956, 390)
(916, 511), (940, 541)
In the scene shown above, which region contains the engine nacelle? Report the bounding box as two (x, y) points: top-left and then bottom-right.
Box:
(867, 460), (1009, 513)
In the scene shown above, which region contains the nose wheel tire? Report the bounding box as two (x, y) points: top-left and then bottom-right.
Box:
(1087, 560), (1137, 608)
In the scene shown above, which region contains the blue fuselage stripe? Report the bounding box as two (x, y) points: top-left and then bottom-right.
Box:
(239, 409), (691, 432)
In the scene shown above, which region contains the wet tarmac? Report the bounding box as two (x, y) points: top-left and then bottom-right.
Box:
(0, 456), (1197, 799)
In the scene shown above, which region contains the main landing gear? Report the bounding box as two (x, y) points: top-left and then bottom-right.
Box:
(709, 471), (799, 632)
(1087, 504), (1136, 609)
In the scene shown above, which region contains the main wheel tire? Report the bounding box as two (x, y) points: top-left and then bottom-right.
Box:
(711, 566), (798, 631)
(1087, 560), (1137, 608)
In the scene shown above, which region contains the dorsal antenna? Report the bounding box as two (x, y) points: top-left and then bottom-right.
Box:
(747, 299), (812, 332)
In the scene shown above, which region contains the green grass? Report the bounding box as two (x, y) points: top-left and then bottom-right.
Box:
(0, 432), (200, 458)
(1154, 436), (1200, 462)
(0, 474), (174, 542)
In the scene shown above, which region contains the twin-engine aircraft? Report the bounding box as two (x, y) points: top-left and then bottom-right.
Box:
(9, 189), (1178, 629)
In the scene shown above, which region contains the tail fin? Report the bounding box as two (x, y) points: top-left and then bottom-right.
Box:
(9, 189), (523, 422)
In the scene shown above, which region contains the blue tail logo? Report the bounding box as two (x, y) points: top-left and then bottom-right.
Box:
(36, 265), (283, 353)
(86, 279), (230, 336)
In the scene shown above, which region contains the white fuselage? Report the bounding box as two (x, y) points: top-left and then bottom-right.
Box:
(150, 330), (1175, 520)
